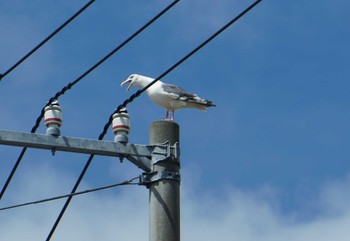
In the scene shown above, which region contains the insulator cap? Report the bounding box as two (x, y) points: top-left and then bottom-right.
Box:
(44, 104), (62, 127)
(44, 101), (62, 136)
(112, 112), (130, 134)
(112, 109), (130, 143)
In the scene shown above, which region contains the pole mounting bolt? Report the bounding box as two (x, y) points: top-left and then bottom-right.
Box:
(112, 108), (130, 143)
(44, 101), (62, 137)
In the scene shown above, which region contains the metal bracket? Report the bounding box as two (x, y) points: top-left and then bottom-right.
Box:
(138, 141), (181, 187)
(152, 141), (180, 165)
(140, 170), (181, 187)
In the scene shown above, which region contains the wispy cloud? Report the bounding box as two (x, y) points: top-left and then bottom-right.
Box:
(1, 165), (350, 241)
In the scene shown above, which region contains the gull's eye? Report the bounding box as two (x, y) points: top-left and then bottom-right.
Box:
(130, 75), (134, 79)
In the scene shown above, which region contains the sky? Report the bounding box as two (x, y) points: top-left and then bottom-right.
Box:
(1, 0), (350, 240)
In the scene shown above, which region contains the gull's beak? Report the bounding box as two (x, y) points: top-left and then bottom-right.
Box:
(121, 79), (132, 91)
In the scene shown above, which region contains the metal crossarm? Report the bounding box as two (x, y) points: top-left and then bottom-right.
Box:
(0, 130), (152, 171)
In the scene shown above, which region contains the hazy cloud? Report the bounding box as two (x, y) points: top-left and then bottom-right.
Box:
(1, 166), (350, 241)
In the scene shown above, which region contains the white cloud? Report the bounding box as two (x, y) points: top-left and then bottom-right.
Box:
(181, 176), (350, 241)
(1, 165), (350, 241)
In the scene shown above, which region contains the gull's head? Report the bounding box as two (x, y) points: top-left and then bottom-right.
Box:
(121, 74), (140, 91)
(121, 74), (154, 91)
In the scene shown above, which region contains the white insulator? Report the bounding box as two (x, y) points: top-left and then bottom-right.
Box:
(44, 105), (62, 126)
(112, 113), (130, 133)
(44, 102), (62, 136)
(112, 110), (130, 143)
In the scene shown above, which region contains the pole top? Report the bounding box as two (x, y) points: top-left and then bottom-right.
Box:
(151, 120), (179, 129)
(150, 120), (179, 146)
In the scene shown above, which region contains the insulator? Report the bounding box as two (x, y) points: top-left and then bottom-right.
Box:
(112, 108), (130, 143)
(44, 101), (62, 136)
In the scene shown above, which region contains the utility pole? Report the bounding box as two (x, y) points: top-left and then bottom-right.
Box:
(149, 121), (180, 241)
(0, 103), (181, 241)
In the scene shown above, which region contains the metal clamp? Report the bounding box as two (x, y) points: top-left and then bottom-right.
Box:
(152, 141), (180, 165)
(140, 170), (181, 187)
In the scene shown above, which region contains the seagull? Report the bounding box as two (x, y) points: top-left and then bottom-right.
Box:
(121, 74), (216, 120)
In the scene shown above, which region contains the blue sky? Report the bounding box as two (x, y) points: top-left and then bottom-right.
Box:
(1, 0), (350, 240)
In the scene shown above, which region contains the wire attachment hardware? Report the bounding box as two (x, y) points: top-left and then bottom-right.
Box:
(44, 101), (62, 137)
(140, 170), (181, 187)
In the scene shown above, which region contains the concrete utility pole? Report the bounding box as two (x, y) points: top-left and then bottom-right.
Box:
(0, 104), (181, 241)
(149, 121), (180, 241)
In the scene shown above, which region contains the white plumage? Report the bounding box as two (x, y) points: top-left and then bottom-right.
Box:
(121, 74), (216, 120)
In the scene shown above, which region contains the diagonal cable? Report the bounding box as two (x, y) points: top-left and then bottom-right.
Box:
(46, 0), (262, 240)
(0, 0), (96, 82)
(0, 0), (180, 201)
(100, 0), (264, 141)
(44, 1), (180, 240)
(0, 176), (140, 212)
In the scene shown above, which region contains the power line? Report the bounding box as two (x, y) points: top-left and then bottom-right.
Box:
(0, 0), (96, 82)
(45, 2), (180, 240)
(0, 0), (180, 202)
(0, 148), (27, 200)
(1, 0), (262, 239)
(46, 0), (262, 239)
(99, 0), (264, 141)
(0, 176), (139, 212)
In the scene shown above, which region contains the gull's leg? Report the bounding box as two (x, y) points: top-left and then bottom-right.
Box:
(165, 110), (169, 120)
(171, 110), (175, 121)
